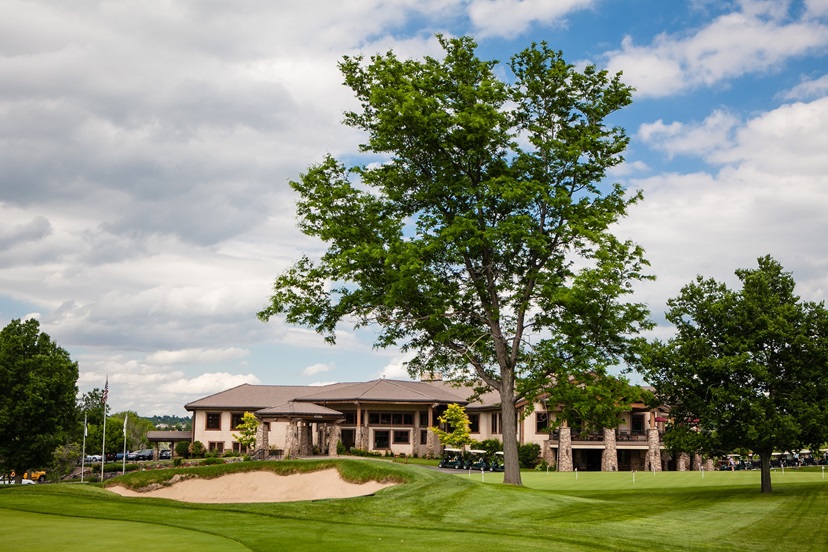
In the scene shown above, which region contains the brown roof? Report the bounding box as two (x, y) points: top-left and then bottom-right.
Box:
(257, 402), (344, 418)
(146, 430), (192, 442)
(185, 379), (499, 412)
(295, 379), (469, 404)
(184, 383), (330, 411)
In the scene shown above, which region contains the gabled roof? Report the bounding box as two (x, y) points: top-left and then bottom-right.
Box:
(184, 383), (330, 411)
(295, 378), (468, 404)
(256, 402), (344, 418)
(185, 378), (498, 412)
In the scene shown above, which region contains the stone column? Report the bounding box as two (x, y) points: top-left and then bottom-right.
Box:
(677, 452), (690, 471)
(299, 423), (313, 456)
(542, 439), (557, 468)
(255, 420), (269, 457)
(645, 428), (662, 471)
(704, 457), (715, 471)
(285, 420), (299, 459)
(328, 424), (341, 456)
(602, 428), (618, 471)
(558, 427), (573, 472)
(426, 429), (436, 458)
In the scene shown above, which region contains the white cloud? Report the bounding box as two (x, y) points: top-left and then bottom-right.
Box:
(379, 353), (417, 380)
(468, 0), (596, 38)
(621, 96), (828, 315)
(146, 348), (250, 365)
(605, 3), (828, 97)
(783, 73), (828, 100)
(638, 110), (741, 160)
(302, 362), (333, 376)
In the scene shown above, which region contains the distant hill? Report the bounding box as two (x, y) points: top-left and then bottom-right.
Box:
(148, 414), (192, 430)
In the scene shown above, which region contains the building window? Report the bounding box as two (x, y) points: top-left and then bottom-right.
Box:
(206, 412), (221, 430)
(632, 415), (645, 434)
(393, 430), (410, 444)
(420, 411), (429, 426)
(491, 413), (501, 434)
(208, 441), (224, 453)
(536, 412), (549, 433)
(420, 430), (428, 444)
(231, 413), (244, 429)
(343, 411), (356, 424)
(367, 412), (414, 425)
(469, 414), (480, 434)
(374, 430), (390, 449)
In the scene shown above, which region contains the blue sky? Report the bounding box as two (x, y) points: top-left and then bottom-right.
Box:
(2, 0), (827, 415)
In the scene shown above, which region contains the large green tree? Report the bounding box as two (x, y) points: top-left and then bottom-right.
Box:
(0, 319), (79, 483)
(259, 36), (651, 485)
(643, 256), (828, 493)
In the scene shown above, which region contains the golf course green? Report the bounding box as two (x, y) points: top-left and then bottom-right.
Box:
(1, 459), (825, 551)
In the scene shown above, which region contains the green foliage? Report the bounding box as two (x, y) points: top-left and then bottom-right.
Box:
(202, 457), (224, 466)
(431, 404), (473, 449)
(147, 414), (192, 430)
(172, 457), (183, 467)
(644, 256), (828, 493)
(336, 440), (346, 455)
(258, 36), (650, 486)
(0, 319), (79, 477)
(518, 442), (541, 468)
(174, 440), (191, 458)
(50, 442), (81, 482)
(543, 372), (652, 433)
(188, 441), (205, 458)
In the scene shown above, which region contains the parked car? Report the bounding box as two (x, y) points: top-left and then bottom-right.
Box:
(437, 448), (465, 469)
(159, 449), (171, 460)
(133, 449), (154, 461)
(85, 454), (102, 463)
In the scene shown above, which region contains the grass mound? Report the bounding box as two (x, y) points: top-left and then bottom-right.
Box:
(102, 458), (413, 492)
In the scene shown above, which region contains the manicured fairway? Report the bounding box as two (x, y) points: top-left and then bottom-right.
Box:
(0, 508), (248, 550)
(1, 460), (825, 551)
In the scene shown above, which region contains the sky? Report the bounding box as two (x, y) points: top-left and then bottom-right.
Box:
(2, 0), (827, 416)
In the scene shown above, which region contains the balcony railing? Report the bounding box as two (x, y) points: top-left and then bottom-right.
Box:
(547, 429), (663, 443)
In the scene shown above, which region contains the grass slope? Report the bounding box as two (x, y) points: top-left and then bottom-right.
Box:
(0, 460), (826, 551)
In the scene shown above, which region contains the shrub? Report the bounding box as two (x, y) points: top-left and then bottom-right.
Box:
(202, 457), (224, 466)
(175, 440), (191, 459)
(189, 440), (205, 458)
(518, 443), (541, 468)
(172, 457), (182, 467)
(336, 440), (346, 455)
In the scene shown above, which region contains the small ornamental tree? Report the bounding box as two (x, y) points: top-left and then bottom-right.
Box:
(232, 412), (259, 453)
(431, 404), (473, 450)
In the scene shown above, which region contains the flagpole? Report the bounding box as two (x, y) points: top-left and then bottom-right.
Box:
(122, 413), (128, 475)
(101, 376), (108, 481)
(81, 412), (87, 483)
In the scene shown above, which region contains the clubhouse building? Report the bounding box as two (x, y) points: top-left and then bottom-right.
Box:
(184, 376), (684, 472)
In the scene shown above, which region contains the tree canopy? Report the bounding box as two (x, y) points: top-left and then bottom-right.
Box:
(643, 256), (828, 493)
(0, 319), (79, 481)
(259, 36), (651, 485)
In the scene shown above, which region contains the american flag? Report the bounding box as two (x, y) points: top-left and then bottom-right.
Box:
(102, 376), (108, 404)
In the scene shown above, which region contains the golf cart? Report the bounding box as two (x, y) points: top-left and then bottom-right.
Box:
(438, 448), (466, 469)
(464, 449), (490, 471)
(489, 451), (505, 472)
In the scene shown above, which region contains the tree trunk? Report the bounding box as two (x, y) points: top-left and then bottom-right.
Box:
(498, 376), (522, 485)
(759, 450), (773, 493)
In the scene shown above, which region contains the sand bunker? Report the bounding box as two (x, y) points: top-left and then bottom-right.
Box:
(108, 469), (395, 503)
